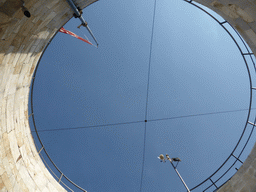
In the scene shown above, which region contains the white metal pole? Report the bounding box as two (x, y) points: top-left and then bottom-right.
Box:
(170, 161), (190, 192)
(166, 155), (190, 192)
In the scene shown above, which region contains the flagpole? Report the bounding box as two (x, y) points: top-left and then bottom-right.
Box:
(66, 0), (99, 47)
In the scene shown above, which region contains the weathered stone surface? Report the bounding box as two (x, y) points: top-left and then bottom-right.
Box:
(0, 0), (255, 191)
(218, 143), (256, 192)
(0, 0), (97, 191)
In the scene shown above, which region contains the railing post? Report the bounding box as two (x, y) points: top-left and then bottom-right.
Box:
(38, 146), (44, 154)
(209, 178), (218, 189)
(248, 121), (256, 126)
(59, 173), (63, 183)
(231, 154), (243, 164)
(28, 113), (34, 118)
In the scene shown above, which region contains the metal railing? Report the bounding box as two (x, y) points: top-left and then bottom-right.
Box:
(184, 1), (256, 191)
(28, 1), (256, 191)
(29, 27), (87, 191)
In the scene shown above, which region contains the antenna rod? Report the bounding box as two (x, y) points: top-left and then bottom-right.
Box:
(158, 154), (190, 192)
(166, 155), (190, 192)
(66, 0), (99, 46)
(170, 161), (191, 192)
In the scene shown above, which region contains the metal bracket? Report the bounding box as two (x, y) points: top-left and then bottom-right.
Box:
(65, 0), (99, 46)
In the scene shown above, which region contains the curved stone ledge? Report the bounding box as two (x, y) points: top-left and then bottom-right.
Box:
(0, 0), (255, 191)
(0, 0), (97, 191)
(218, 143), (256, 191)
(193, 2), (256, 191)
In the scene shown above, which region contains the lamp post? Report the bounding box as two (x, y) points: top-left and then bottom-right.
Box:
(158, 154), (190, 192)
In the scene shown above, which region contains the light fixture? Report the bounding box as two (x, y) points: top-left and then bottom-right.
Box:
(21, 3), (31, 18)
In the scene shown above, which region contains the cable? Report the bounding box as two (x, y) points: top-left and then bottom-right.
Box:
(139, 122), (147, 192)
(32, 108), (255, 132)
(140, 0), (157, 191)
(148, 108), (255, 123)
(144, 0), (157, 121)
(32, 120), (144, 132)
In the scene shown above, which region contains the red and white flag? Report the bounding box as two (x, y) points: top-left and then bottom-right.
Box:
(59, 27), (92, 45)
